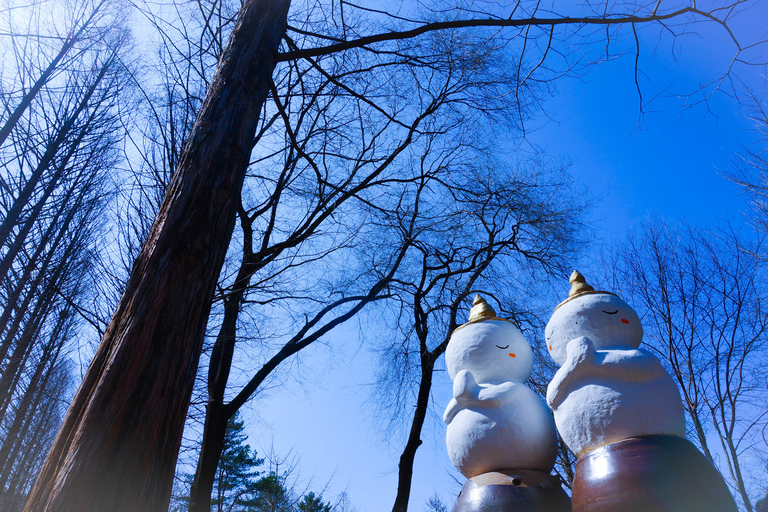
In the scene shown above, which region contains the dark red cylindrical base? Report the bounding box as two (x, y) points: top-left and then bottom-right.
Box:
(572, 435), (737, 512)
(453, 469), (571, 512)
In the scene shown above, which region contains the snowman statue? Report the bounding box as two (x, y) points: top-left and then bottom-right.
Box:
(444, 295), (570, 512)
(545, 271), (737, 512)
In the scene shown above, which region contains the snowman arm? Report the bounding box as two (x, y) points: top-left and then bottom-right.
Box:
(565, 336), (597, 367)
(547, 337), (596, 409)
(547, 347), (669, 409)
(476, 382), (521, 406)
(444, 370), (479, 423)
(443, 398), (461, 424)
(453, 370), (479, 400)
(445, 382), (520, 419)
(546, 366), (569, 409)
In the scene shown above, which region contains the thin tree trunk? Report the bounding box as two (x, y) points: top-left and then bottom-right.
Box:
(0, 8), (94, 148)
(391, 351), (435, 512)
(0, 175), (87, 365)
(725, 435), (754, 512)
(189, 256), (254, 512)
(189, 414), (230, 512)
(0, 301), (51, 422)
(0, 57), (112, 250)
(23, 0), (290, 510)
(0, 217), (86, 420)
(189, 239), (409, 511)
(690, 409), (714, 462)
(8, 366), (66, 499)
(0, 92), (104, 283)
(0, 319), (65, 490)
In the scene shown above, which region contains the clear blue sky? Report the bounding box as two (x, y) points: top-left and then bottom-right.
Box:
(244, 3), (768, 511)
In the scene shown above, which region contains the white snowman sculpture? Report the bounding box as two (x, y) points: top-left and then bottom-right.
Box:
(444, 295), (558, 478)
(545, 271), (685, 458)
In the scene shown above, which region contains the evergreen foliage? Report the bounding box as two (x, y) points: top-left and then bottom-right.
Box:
(297, 493), (332, 512)
(176, 412), (332, 512)
(211, 413), (264, 512)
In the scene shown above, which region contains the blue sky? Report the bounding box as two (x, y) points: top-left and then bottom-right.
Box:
(244, 4), (768, 511)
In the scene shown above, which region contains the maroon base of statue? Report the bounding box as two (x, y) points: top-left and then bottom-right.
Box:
(572, 435), (737, 512)
(452, 469), (572, 512)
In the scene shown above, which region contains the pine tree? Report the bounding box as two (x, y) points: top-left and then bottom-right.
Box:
(211, 413), (264, 512)
(297, 493), (331, 512)
(174, 414), (334, 512)
(245, 472), (293, 512)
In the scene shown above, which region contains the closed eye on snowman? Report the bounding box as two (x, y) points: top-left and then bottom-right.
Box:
(443, 295), (558, 478)
(545, 270), (685, 458)
(544, 271), (642, 366)
(446, 296), (533, 386)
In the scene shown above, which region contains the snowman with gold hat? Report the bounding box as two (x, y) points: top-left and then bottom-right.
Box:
(545, 271), (737, 512)
(444, 295), (570, 512)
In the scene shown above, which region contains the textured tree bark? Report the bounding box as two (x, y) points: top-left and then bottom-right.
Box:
(22, 0), (291, 510)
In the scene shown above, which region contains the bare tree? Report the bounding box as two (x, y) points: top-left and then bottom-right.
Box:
(728, 95), (768, 250)
(0, 2), (129, 508)
(18, 0), (766, 510)
(23, 0), (292, 509)
(367, 148), (585, 512)
(0, 0), (123, 147)
(611, 219), (768, 511)
(124, 2), (544, 509)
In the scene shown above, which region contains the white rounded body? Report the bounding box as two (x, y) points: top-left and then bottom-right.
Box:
(547, 341), (685, 457)
(544, 293), (643, 366)
(446, 382), (558, 477)
(545, 293), (685, 457)
(444, 320), (558, 478)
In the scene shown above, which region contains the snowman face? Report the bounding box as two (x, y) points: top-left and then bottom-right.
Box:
(446, 320), (533, 384)
(544, 293), (642, 366)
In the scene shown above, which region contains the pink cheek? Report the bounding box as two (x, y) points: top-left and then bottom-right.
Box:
(621, 319), (629, 324)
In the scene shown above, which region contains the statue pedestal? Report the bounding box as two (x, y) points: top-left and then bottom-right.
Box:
(453, 469), (571, 512)
(572, 436), (737, 512)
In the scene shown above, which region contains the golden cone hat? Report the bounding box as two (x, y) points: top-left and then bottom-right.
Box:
(453, 294), (515, 333)
(554, 271), (617, 311)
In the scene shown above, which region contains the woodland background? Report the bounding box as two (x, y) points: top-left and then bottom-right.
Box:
(0, 0), (767, 511)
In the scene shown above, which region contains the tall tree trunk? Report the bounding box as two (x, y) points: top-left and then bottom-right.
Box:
(391, 351), (436, 512)
(23, 1), (291, 511)
(0, 318), (65, 491)
(188, 260), (252, 512)
(189, 413), (230, 512)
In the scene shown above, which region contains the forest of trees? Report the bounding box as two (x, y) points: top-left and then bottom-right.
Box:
(0, 0), (766, 511)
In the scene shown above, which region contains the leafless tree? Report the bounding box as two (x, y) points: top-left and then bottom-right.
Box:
(0, 0), (124, 147)
(611, 219), (768, 512)
(119, 1), (546, 509)
(366, 147), (585, 512)
(18, 0), (767, 510)
(727, 95), (768, 251)
(0, 1), (130, 509)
